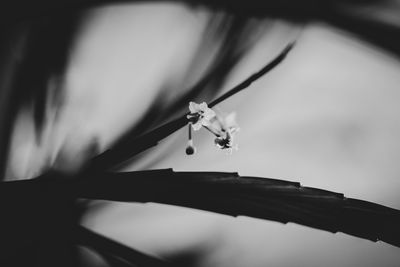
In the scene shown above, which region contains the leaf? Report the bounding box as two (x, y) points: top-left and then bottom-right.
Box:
(71, 169), (400, 247)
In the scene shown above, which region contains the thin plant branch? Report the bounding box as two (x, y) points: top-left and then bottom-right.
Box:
(87, 42), (295, 171)
(208, 41), (294, 108)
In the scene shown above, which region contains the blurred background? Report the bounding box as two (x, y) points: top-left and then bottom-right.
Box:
(3, 1), (400, 266)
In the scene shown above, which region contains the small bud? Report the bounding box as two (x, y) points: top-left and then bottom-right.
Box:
(185, 145), (196, 155)
(186, 139), (196, 155)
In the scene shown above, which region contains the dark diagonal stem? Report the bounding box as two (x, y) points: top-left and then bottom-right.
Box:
(88, 42), (295, 171)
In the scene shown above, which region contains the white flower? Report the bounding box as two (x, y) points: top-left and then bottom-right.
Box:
(187, 102), (216, 131)
(213, 112), (240, 151)
(222, 112), (240, 134)
(186, 102), (239, 153)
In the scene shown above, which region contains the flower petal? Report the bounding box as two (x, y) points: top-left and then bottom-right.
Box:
(203, 109), (216, 120)
(189, 101), (199, 113)
(192, 122), (202, 131)
(198, 102), (208, 111)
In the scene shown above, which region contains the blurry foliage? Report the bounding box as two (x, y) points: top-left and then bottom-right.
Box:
(0, 1), (400, 266)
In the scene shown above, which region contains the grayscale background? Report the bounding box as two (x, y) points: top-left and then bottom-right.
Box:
(5, 2), (400, 266)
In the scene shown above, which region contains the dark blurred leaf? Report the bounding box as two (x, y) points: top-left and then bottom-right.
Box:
(0, 12), (81, 179)
(12, 13), (81, 137)
(0, 26), (29, 179)
(0, 0), (399, 54)
(71, 169), (400, 247)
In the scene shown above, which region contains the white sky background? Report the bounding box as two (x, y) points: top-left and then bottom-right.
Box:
(7, 2), (400, 266)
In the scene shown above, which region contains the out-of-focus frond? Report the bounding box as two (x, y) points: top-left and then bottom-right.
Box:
(1, 169), (399, 249)
(0, 0), (399, 54)
(0, 26), (29, 179)
(0, 13), (81, 179)
(71, 169), (400, 247)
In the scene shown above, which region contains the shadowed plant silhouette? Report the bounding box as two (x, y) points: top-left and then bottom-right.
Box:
(1, 1), (400, 267)
(1, 40), (400, 267)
